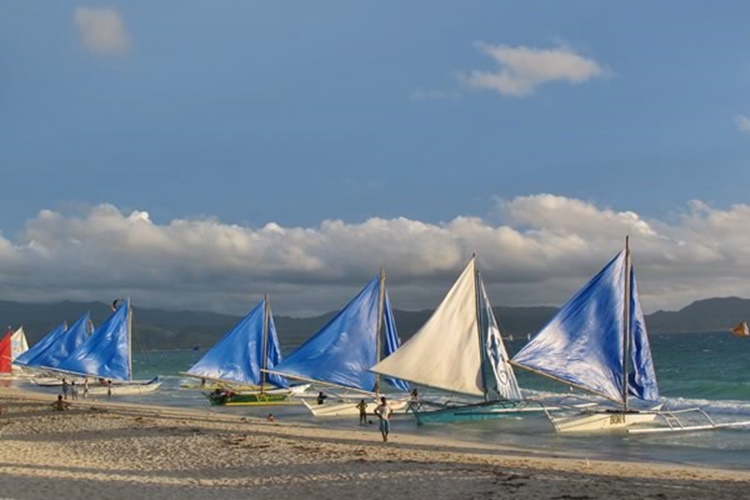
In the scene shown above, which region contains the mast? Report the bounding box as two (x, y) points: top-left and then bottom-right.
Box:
(622, 237), (631, 410)
(375, 268), (385, 392)
(473, 255), (489, 401)
(260, 295), (269, 393)
(127, 297), (133, 382)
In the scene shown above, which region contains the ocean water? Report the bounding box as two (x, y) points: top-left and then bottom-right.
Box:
(18, 331), (750, 469)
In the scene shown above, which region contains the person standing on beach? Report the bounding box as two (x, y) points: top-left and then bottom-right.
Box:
(82, 378), (89, 399)
(356, 399), (368, 425)
(374, 396), (392, 442)
(70, 381), (78, 401)
(106, 380), (113, 399)
(61, 378), (69, 400)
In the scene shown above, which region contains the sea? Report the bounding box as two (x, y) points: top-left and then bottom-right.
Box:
(15, 331), (750, 469)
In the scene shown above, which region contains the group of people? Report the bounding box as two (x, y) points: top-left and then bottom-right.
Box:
(61, 378), (87, 400)
(315, 387), (419, 443)
(57, 377), (114, 406)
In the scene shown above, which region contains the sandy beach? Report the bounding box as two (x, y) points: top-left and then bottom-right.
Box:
(0, 387), (748, 499)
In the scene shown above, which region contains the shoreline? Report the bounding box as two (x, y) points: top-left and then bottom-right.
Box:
(2, 386), (750, 499)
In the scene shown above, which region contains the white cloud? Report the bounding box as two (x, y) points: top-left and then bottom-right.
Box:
(74, 7), (130, 57)
(736, 114), (750, 133)
(462, 42), (607, 97)
(2, 197), (750, 316)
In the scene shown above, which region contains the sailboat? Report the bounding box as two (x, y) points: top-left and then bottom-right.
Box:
(267, 270), (410, 417)
(52, 300), (161, 395)
(371, 256), (531, 425)
(731, 321), (750, 338)
(0, 327), (30, 378)
(512, 238), (750, 434)
(184, 296), (308, 406)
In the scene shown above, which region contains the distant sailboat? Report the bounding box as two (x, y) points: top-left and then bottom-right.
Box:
(731, 321), (750, 338)
(371, 256), (527, 425)
(184, 296), (308, 406)
(53, 300), (161, 395)
(268, 270), (410, 417)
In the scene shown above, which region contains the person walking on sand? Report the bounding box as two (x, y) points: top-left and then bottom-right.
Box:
(374, 396), (392, 442)
(106, 379), (113, 399)
(61, 378), (69, 400)
(82, 378), (89, 399)
(70, 381), (78, 401)
(356, 399), (368, 425)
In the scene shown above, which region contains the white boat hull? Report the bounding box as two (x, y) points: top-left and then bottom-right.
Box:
(302, 397), (411, 417)
(550, 405), (662, 433)
(85, 379), (162, 396)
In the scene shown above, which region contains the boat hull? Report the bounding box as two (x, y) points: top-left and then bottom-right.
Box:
(205, 391), (294, 406)
(301, 397), (411, 417)
(412, 400), (522, 425)
(204, 384), (310, 406)
(549, 405), (662, 433)
(84, 377), (162, 396)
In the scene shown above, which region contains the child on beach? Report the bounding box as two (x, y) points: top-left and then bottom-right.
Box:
(356, 399), (368, 425)
(374, 396), (392, 442)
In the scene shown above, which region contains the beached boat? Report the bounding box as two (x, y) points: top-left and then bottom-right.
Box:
(371, 256), (529, 425)
(512, 238), (750, 434)
(731, 321), (750, 338)
(184, 296), (304, 406)
(268, 270), (410, 417)
(51, 300), (161, 395)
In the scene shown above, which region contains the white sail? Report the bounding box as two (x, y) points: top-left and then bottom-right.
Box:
(10, 326), (29, 370)
(10, 327), (29, 359)
(371, 258), (484, 397)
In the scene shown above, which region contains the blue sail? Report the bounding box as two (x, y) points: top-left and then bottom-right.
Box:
(14, 323), (67, 367)
(56, 303), (130, 381)
(33, 313), (93, 369)
(383, 292), (409, 391)
(512, 251), (628, 403)
(512, 249), (660, 404)
(273, 276), (382, 392)
(186, 299), (288, 388)
(628, 268), (659, 401)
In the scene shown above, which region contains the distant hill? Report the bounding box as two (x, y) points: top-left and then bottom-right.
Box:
(0, 297), (744, 351)
(646, 296), (750, 334)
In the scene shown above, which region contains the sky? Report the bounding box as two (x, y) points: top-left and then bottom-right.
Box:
(1, 2), (750, 316)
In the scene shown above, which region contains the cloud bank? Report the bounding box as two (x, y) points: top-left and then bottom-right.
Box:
(74, 7), (130, 57)
(462, 42), (607, 97)
(0, 196), (748, 316)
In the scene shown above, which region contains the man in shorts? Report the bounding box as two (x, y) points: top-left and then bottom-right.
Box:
(374, 396), (392, 442)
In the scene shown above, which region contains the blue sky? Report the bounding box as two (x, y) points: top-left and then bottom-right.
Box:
(1, 2), (749, 314)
